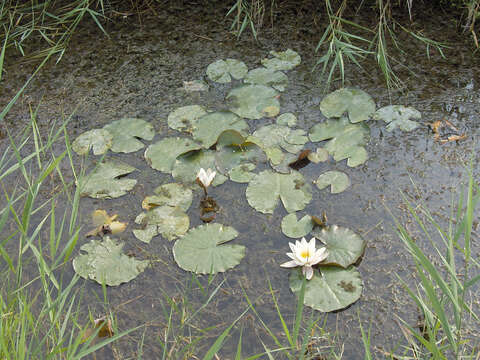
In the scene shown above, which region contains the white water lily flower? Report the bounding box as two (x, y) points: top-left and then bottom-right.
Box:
(280, 237), (328, 280)
(197, 168), (216, 188)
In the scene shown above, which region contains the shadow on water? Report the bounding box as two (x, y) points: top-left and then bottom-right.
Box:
(1, 1), (480, 358)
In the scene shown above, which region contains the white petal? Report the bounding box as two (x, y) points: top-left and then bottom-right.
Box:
(280, 260), (300, 268)
(287, 252), (305, 265)
(288, 242), (297, 253)
(308, 237), (316, 254)
(310, 247), (328, 265)
(303, 265), (314, 280)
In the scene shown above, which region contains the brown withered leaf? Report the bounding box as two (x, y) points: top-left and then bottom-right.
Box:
(311, 211), (328, 229)
(86, 209), (127, 237)
(288, 149), (311, 170)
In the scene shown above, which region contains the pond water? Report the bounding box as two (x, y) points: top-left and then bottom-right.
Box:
(2, 1), (480, 358)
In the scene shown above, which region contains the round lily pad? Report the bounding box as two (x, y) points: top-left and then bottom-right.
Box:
(312, 225), (366, 268)
(206, 59), (248, 83)
(228, 163), (256, 183)
(315, 171), (350, 194)
(172, 150), (227, 186)
(173, 223), (245, 274)
(246, 170), (312, 214)
(144, 137), (202, 173)
(373, 105), (421, 132)
(142, 183), (193, 211)
(72, 129), (113, 155)
(227, 85), (280, 120)
(277, 113), (297, 127)
(73, 236), (149, 286)
(281, 213), (314, 238)
(103, 118), (155, 153)
(167, 105), (208, 132)
(320, 88), (375, 123)
(79, 159), (137, 199)
(307, 148), (329, 163)
(252, 124), (306, 154)
(261, 49), (301, 71)
(244, 68), (289, 91)
(289, 266), (363, 312)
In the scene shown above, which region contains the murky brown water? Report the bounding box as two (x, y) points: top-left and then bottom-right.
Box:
(2, 1), (480, 358)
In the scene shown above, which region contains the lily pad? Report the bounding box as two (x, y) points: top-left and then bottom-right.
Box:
(246, 170), (312, 214)
(312, 225), (366, 268)
(142, 183), (193, 211)
(144, 137), (202, 173)
(173, 223), (245, 274)
(167, 105), (208, 132)
(271, 152), (297, 174)
(206, 59), (248, 83)
(145, 205), (189, 241)
(72, 236), (149, 286)
(227, 85), (280, 120)
(252, 124), (307, 154)
(307, 148), (329, 163)
(309, 117), (369, 167)
(320, 88), (375, 123)
(373, 105), (421, 132)
(261, 49), (301, 71)
(79, 159), (137, 199)
(215, 142), (265, 174)
(289, 266), (363, 312)
(281, 213), (314, 238)
(172, 150), (227, 186)
(103, 118), (155, 153)
(244, 68), (289, 91)
(315, 171), (350, 194)
(228, 163), (256, 183)
(277, 113), (297, 127)
(193, 111), (249, 149)
(72, 129), (113, 155)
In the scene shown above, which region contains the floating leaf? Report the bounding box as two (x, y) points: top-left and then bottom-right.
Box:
(172, 150), (227, 186)
(277, 113), (297, 127)
(373, 105), (421, 132)
(142, 183), (193, 211)
(86, 210), (127, 237)
(228, 163), (256, 183)
(167, 105), (207, 132)
(173, 223), (245, 274)
(252, 124), (307, 154)
(192, 111), (249, 149)
(309, 117), (369, 167)
(72, 129), (113, 155)
(289, 267), (363, 312)
(315, 171), (350, 194)
(320, 88), (375, 123)
(288, 150), (312, 170)
(271, 152), (297, 174)
(206, 59), (248, 83)
(227, 85), (280, 120)
(246, 170), (312, 214)
(79, 160), (136, 199)
(307, 148), (329, 163)
(312, 225), (366, 268)
(144, 205), (189, 241)
(144, 137), (202, 173)
(215, 142), (265, 174)
(281, 213), (314, 238)
(132, 217), (158, 244)
(261, 49), (301, 71)
(103, 118), (155, 153)
(72, 236), (148, 286)
(243, 68), (289, 91)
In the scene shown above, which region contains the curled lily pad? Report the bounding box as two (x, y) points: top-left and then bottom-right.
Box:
(289, 266), (363, 312)
(373, 105), (421, 132)
(277, 113), (297, 127)
(307, 148), (329, 163)
(206, 59), (248, 83)
(252, 125), (307, 154)
(79, 159), (137, 199)
(244, 68), (289, 91)
(172, 150), (227, 186)
(261, 49), (301, 71)
(173, 223), (245, 274)
(315, 171), (350, 194)
(228, 163), (256, 183)
(227, 85), (280, 120)
(103, 118), (155, 153)
(246, 170), (312, 214)
(72, 236), (149, 286)
(320, 88), (375, 123)
(144, 137), (202, 173)
(167, 105), (208, 132)
(281, 213), (314, 238)
(142, 183), (193, 211)
(312, 225), (366, 268)
(72, 129), (113, 155)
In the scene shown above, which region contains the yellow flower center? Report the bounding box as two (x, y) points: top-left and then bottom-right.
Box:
(300, 250), (310, 259)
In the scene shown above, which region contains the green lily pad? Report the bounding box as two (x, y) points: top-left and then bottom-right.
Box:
(320, 88), (375, 123)
(172, 150), (227, 186)
(73, 236), (149, 286)
(312, 225), (366, 268)
(263, 146), (285, 165)
(132, 215), (158, 244)
(289, 266), (363, 312)
(271, 152), (296, 174)
(315, 171), (350, 194)
(373, 105), (421, 132)
(167, 105), (208, 132)
(103, 118), (155, 153)
(79, 159), (137, 199)
(142, 183), (193, 212)
(72, 129), (113, 155)
(277, 113), (297, 127)
(206, 59), (248, 83)
(244, 68), (289, 91)
(261, 49), (301, 71)
(227, 85), (280, 120)
(246, 170), (312, 214)
(307, 148), (329, 163)
(281, 213), (314, 238)
(309, 117), (369, 167)
(145, 205), (189, 241)
(252, 124), (307, 154)
(193, 111), (249, 149)
(144, 137), (202, 173)
(215, 142), (265, 175)
(173, 223), (245, 274)
(228, 163), (256, 183)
